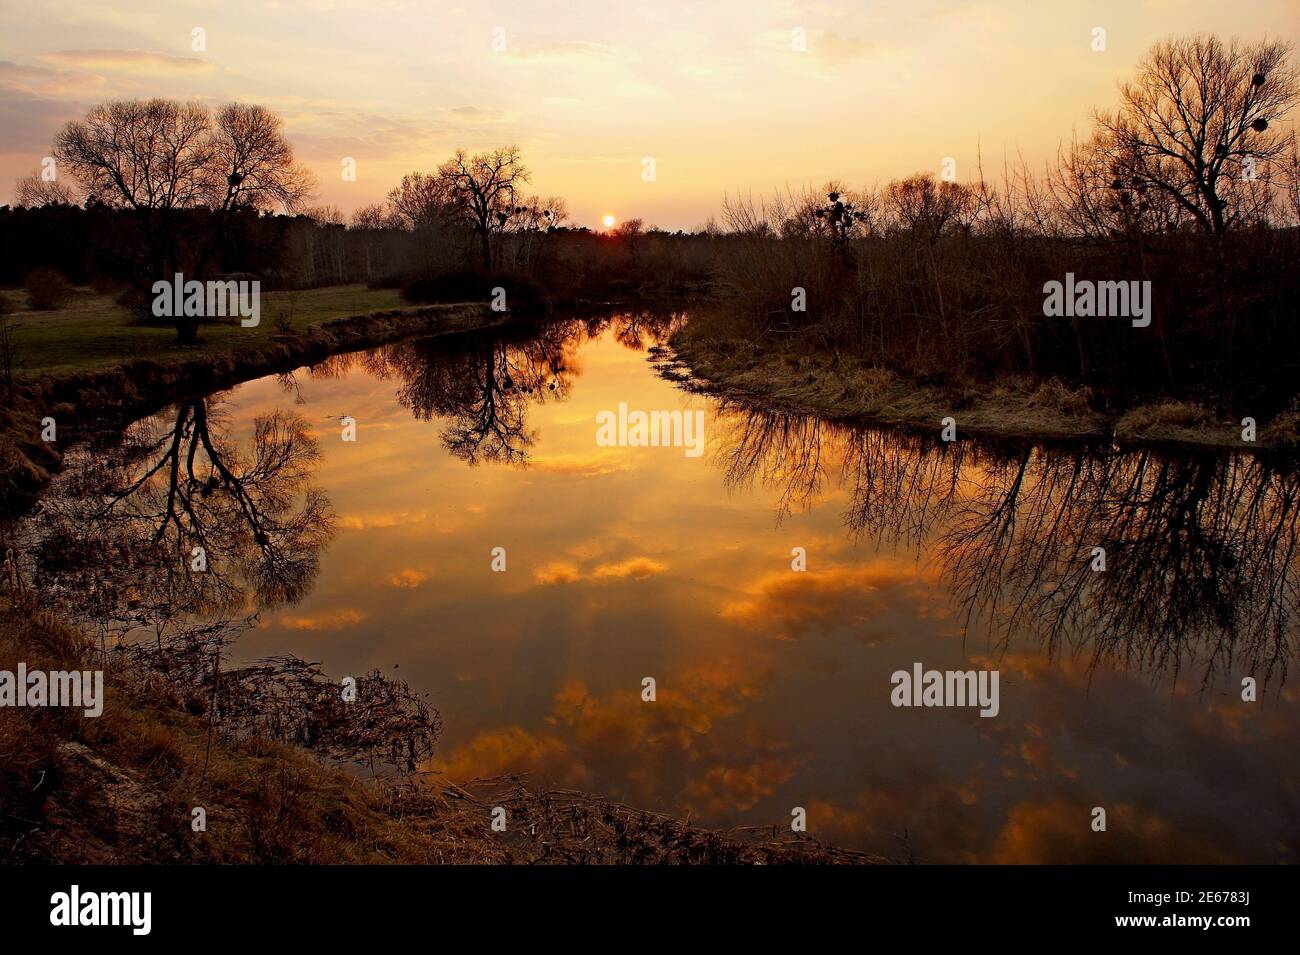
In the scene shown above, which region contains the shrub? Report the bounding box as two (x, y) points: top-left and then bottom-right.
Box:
(24, 268), (72, 310)
(114, 284), (155, 324)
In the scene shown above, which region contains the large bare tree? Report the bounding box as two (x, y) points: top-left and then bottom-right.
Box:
(1094, 35), (1299, 235)
(49, 98), (313, 340)
(435, 146), (529, 268)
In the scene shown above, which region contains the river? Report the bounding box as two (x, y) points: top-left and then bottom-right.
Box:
(15, 312), (1299, 863)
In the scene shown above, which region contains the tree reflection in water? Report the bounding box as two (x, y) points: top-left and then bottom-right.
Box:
(13, 312), (683, 634)
(23, 314), (1295, 694)
(306, 311), (684, 466)
(21, 397), (335, 645)
(714, 403), (1300, 687)
(8, 398), (441, 772)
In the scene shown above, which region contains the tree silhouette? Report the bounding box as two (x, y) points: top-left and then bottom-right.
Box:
(1094, 35), (1299, 235)
(49, 99), (313, 340)
(436, 146), (530, 268)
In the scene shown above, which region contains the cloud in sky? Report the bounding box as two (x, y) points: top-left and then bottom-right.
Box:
(534, 561), (581, 585)
(592, 556), (668, 580)
(40, 49), (215, 74)
(386, 568), (431, 588)
(0, 87), (77, 154)
(720, 559), (944, 641)
(278, 607), (368, 630)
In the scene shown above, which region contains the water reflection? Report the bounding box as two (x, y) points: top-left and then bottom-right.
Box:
(21, 397), (334, 642)
(717, 405), (1300, 686)
(300, 311), (683, 467)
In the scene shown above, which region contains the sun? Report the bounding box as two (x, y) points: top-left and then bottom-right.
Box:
(602, 214), (616, 228)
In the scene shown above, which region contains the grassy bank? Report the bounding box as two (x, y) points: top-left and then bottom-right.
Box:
(0, 287), (508, 510)
(0, 595), (883, 864)
(664, 314), (1300, 451)
(1, 284), (406, 377)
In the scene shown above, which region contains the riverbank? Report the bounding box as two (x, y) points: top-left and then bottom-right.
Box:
(1, 285), (412, 377)
(0, 594), (884, 864)
(661, 321), (1300, 452)
(0, 297), (507, 511)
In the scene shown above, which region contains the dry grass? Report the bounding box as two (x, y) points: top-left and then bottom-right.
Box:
(661, 327), (1112, 441)
(1114, 401), (1219, 444)
(664, 324), (1268, 449)
(1261, 409), (1300, 447)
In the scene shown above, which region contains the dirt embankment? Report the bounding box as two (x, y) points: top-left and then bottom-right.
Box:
(1, 303), (502, 512)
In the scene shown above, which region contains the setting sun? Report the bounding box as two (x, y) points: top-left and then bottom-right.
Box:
(602, 214), (616, 229)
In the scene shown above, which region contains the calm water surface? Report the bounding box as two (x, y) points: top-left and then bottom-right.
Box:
(22, 314), (1300, 862)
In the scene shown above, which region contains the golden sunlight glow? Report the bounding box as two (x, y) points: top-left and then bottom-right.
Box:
(602, 214), (616, 229)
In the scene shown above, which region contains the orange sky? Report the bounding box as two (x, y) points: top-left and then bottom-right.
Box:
(1, 0), (1297, 229)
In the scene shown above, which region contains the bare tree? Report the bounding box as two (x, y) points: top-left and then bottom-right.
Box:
(349, 203), (392, 230)
(385, 171), (454, 230)
(192, 102), (315, 276)
(207, 104), (314, 209)
(436, 146), (530, 268)
(501, 194), (567, 269)
(50, 98), (313, 341)
(883, 174), (975, 242)
(349, 204), (394, 281)
(613, 217), (645, 259)
(53, 100), (212, 211)
(53, 99), (212, 299)
(1280, 132), (1300, 226)
(1094, 35), (1299, 235)
(1047, 130), (1194, 238)
(12, 171), (80, 208)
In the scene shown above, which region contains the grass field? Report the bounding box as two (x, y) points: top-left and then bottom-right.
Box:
(0, 284), (406, 377)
